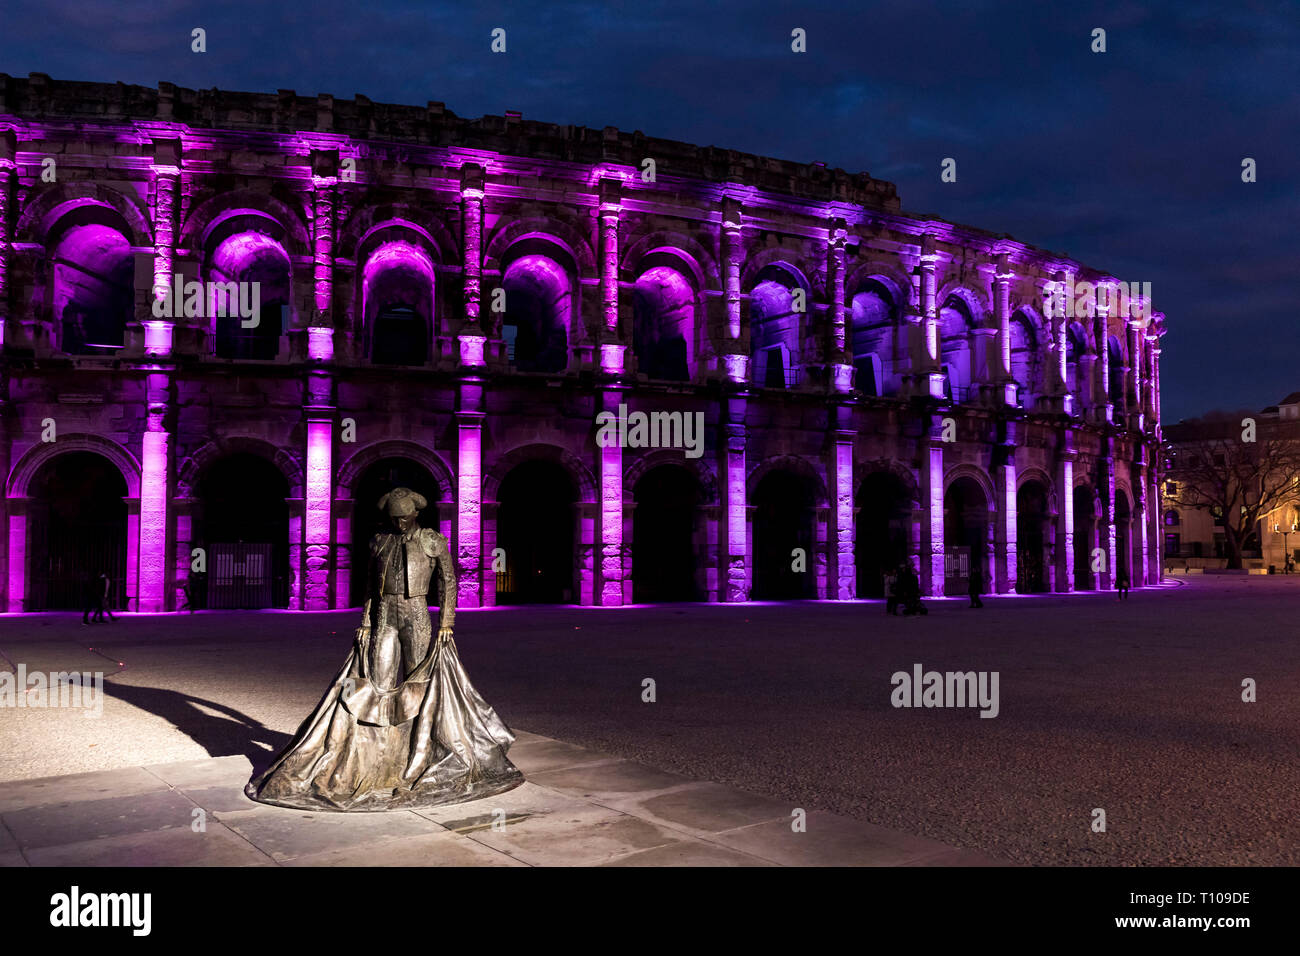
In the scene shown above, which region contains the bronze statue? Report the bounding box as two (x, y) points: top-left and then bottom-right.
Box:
(245, 487), (524, 811)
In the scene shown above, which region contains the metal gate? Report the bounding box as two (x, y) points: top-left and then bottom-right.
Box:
(27, 504), (127, 610)
(208, 542), (273, 609)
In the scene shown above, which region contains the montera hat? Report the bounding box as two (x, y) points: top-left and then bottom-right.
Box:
(378, 487), (427, 517)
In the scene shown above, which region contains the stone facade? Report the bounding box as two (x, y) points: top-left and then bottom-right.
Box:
(0, 73), (1166, 612)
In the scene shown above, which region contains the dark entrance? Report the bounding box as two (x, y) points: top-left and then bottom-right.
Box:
(752, 470), (817, 600)
(944, 477), (989, 596)
(198, 454), (290, 608)
(632, 465), (700, 602)
(350, 458), (440, 607)
(27, 452), (127, 610)
(1016, 480), (1050, 593)
(855, 471), (911, 598)
(496, 460), (576, 603)
(1114, 491), (1132, 587)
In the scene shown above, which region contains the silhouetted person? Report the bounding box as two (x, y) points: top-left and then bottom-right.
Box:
(1116, 566), (1130, 600)
(81, 572), (99, 625)
(93, 571), (114, 622)
(884, 568), (899, 615)
(899, 560), (927, 616)
(968, 559), (984, 608)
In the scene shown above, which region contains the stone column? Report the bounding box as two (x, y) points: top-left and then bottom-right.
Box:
(456, 380), (485, 607)
(303, 164), (337, 610)
(0, 132), (15, 348)
(1100, 441), (1116, 590)
(920, 415), (946, 597)
(1149, 472), (1162, 583)
(829, 406), (855, 599)
(1128, 322), (1143, 428)
(458, 164), (487, 368)
(1056, 438), (1076, 592)
(0, 137), (15, 605)
(722, 397), (749, 602)
(597, 385), (625, 606)
(994, 256), (1016, 405)
(996, 424), (1017, 593)
(828, 221), (852, 392)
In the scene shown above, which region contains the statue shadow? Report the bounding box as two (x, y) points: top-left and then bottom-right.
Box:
(99, 680), (293, 774)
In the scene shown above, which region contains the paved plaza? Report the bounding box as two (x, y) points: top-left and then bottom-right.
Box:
(2, 576), (1298, 866)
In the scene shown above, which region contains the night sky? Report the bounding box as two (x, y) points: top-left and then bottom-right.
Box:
(1, 0), (1294, 423)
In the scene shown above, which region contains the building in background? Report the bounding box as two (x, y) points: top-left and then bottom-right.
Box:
(1162, 394), (1300, 573)
(0, 74), (1166, 611)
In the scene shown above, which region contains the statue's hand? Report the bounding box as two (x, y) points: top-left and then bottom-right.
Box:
(437, 627), (454, 644)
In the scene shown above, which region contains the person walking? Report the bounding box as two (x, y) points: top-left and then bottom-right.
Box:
(81, 572), (99, 626)
(93, 571), (114, 622)
(1116, 566), (1130, 600)
(884, 567), (899, 615)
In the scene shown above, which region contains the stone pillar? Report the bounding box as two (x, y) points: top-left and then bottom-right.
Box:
(458, 165), (486, 367)
(996, 425), (1017, 593)
(1128, 322), (1143, 428)
(722, 201), (743, 344)
(722, 395), (749, 601)
(0, 132), (15, 347)
(597, 386), (625, 606)
(1056, 439), (1076, 592)
(456, 380), (485, 608)
(304, 409), (333, 610)
(994, 256), (1016, 405)
(920, 416), (945, 598)
(829, 407), (855, 599)
(1149, 472), (1162, 583)
(598, 180), (621, 338)
(828, 221), (852, 392)
(138, 373), (172, 611)
(1100, 442), (1116, 590)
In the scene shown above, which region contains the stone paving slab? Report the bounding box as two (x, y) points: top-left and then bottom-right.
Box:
(0, 730), (1009, 867)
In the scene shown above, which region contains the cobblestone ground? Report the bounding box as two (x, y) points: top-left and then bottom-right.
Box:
(2, 575), (1297, 866)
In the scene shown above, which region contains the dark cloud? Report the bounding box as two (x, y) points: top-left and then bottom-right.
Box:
(1, 0), (1294, 420)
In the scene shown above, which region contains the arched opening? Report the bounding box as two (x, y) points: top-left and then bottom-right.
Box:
(1107, 335), (1125, 410)
(502, 254), (571, 373)
(632, 266), (694, 381)
(1009, 312), (1039, 406)
(944, 476), (989, 596)
(1114, 490), (1132, 586)
(850, 281), (896, 397)
(496, 460), (577, 603)
(1016, 480), (1050, 593)
(209, 228), (291, 360)
(197, 454), (290, 608)
(939, 295), (976, 402)
(750, 264), (804, 389)
(855, 471), (912, 597)
(349, 458), (441, 607)
(49, 208), (134, 354)
(363, 242), (434, 366)
(631, 464), (701, 602)
(752, 469), (817, 599)
(1065, 322), (1088, 402)
(1073, 485), (1096, 590)
(26, 452), (128, 610)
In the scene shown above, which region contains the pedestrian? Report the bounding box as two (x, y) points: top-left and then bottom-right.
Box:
(884, 567), (899, 615)
(81, 572), (99, 626)
(968, 558), (984, 609)
(93, 571), (114, 622)
(1116, 566), (1130, 601)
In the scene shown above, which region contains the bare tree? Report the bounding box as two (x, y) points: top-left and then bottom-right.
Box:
(1165, 412), (1300, 568)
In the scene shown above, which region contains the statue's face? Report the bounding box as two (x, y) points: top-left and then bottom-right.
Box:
(392, 513), (417, 533)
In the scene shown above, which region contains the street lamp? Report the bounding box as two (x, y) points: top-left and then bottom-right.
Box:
(1273, 521), (1297, 573)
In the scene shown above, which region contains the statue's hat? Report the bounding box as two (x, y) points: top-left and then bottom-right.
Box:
(377, 487), (426, 517)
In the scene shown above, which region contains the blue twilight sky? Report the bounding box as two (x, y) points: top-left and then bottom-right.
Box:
(0, 0), (1295, 422)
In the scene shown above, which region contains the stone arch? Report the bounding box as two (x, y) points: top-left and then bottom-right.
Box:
(623, 450), (719, 505)
(943, 463), (997, 512)
(484, 443), (597, 504)
(7, 435), (141, 499)
(740, 250), (813, 296)
(844, 262), (913, 313)
(16, 183), (154, 248)
(177, 436), (304, 499)
(483, 218), (597, 276)
(1017, 467), (1055, 501)
(336, 440), (455, 502)
(179, 188), (311, 259)
(746, 454), (828, 505)
(620, 231), (720, 289)
(935, 282), (991, 328)
(855, 458), (920, 507)
(338, 206), (458, 265)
